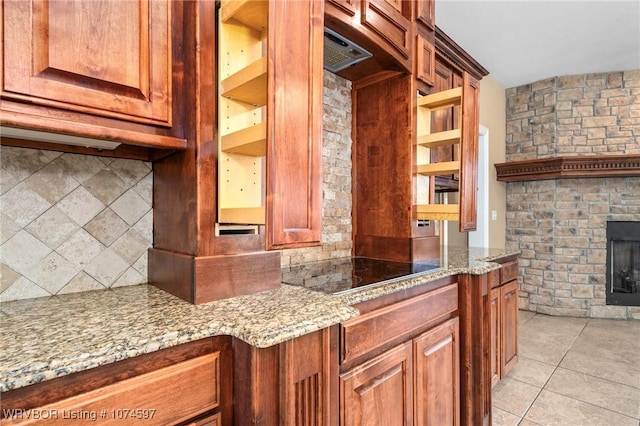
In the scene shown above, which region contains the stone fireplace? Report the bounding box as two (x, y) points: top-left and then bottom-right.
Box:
(498, 70), (640, 320)
(607, 221), (640, 306)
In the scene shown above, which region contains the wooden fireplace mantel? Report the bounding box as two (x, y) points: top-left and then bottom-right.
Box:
(495, 155), (640, 182)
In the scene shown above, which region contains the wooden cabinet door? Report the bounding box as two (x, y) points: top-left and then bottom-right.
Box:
(362, 0), (412, 61)
(414, 317), (460, 426)
(458, 72), (480, 232)
(340, 342), (413, 426)
(2, 0), (171, 126)
(415, 0), (435, 29)
(500, 280), (519, 376)
(266, 0), (323, 249)
(490, 287), (501, 388)
(416, 33), (435, 87)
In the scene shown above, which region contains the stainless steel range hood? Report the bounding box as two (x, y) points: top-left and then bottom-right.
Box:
(323, 28), (373, 73)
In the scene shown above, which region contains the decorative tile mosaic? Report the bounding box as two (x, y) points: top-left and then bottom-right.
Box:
(0, 147), (152, 301)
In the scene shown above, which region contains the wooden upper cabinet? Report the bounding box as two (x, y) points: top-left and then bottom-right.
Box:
(265, 0), (324, 249)
(2, 0), (171, 127)
(217, 0), (323, 250)
(415, 0), (435, 29)
(415, 58), (479, 232)
(327, 0), (357, 16)
(458, 72), (479, 232)
(362, 0), (412, 61)
(415, 33), (435, 87)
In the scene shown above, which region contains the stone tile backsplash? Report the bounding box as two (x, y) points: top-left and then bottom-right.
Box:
(1, 71), (352, 301)
(1, 148), (152, 301)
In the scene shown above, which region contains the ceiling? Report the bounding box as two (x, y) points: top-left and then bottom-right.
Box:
(436, 1), (640, 89)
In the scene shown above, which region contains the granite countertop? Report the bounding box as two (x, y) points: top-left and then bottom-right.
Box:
(0, 246), (518, 393)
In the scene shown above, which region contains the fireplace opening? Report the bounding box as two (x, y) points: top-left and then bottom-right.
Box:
(606, 221), (640, 307)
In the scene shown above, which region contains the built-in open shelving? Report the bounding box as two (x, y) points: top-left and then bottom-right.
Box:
(417, 128), (461, 148)
(417, 160), (460, 176)
(220, 122), (266, 156)
(220, 57), (267, 106)
(417, 87), (462, 109)
(415, 204), (459, 221)
(219, 207), (266, 225)
(414, 86), (462, 221)
(217, 0), (268, 226)
(220, 0), (268, 30)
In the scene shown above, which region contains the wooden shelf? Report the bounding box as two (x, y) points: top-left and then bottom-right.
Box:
(418, 87), (462, 110)
(417, 128), (461, 148)
(417, 161), (460, 176)
(220, 0), (268, 31)
(219, 207), (265, 225)
(221, 122), (266, 156)
(221, 56), (267, 106)
(415, 204), (459, 221)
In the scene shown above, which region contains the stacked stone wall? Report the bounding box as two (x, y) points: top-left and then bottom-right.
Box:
(505, 71), (640, 319)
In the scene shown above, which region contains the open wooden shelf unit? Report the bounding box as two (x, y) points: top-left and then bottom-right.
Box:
(415, 87), (462, 221)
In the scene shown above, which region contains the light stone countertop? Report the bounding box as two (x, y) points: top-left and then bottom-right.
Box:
(0, 246), (518, 393)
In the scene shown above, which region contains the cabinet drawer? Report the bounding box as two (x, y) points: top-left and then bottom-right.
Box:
(3, 353), (219, 425)
(341, 283), (458, 364)
(500, 260), (518, 285)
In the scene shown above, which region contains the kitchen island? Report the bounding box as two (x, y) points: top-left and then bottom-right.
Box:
(0, 247), (518, 425)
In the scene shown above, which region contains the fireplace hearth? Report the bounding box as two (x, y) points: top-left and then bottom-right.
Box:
(607, 221), (640, 307)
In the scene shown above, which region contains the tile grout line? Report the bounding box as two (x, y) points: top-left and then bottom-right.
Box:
(533, 388), (640, 424)
(517, 315), (590, 424)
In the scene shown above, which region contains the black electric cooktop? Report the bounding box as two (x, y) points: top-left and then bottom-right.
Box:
(281, 257), (442, 295)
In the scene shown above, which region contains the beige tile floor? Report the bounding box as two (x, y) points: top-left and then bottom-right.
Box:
(492, 311), (640, 426)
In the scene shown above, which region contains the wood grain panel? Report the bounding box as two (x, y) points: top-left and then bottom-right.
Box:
(353, 74), (413, 245)
(2, 354), (219, 426)
(266, 0), (323, 249)
(341, 283), (458, 363)
(489, 287), (501, 388)
(233, 328), (336, 426)
(500, 280), (519, 376)
(361, 0), (411, 60)
(2, 0), (171, 126)
(0, 338), (226, 415)
(458, 272), (493, 426)
(495, 154), (640, 181)
(340, 342), (413, 426)
(148, 249), (281, 304)
(193, 251), (281, 303)
(280, 329), (333, 426)
(500, 260), (519, 285)
(414, 317), (460, 426)
(415, 0), (435, 29)
(327, 0), (357, 15)
(416, 33), (435, 87)
(458, 72), (479, 232)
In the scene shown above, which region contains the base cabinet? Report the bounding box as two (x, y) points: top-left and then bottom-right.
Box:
(340, 317), (460, 426)
(340, 342), (414, 426)
(500, 280), (519, 375)
(490, 259), (519, 388)
(414, 318), (460, 426)
(0, 338), (230, 426)
(339, 279), (460, 426)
